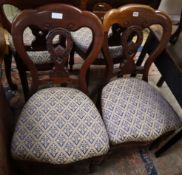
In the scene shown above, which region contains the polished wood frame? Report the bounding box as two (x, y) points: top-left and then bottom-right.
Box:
(102, 4), (172, 82)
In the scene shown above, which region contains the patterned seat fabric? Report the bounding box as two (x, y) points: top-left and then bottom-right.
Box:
(8, 28), (52, 64)
(27, 51), (51, 64)
(71, 27), (122, 59)
(8, 28), (35, 51)
(11, 87), (109, 164)
(101, 78), (182, 145)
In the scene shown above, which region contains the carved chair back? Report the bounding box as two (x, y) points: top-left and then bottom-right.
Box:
(11, 4), (104, 98)
(86, 0), (161, 18)
(0, 0), (80, 33)
(85, 0), (162, 49)
(102, 4), (172, 81)
(0, 1), (80, 102)
(0, 0), (81, 51)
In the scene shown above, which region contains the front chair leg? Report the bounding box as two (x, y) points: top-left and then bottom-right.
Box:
(14, 53), (29, 101)
(69, 48), (75, 71)
(88, 155), (107, 173)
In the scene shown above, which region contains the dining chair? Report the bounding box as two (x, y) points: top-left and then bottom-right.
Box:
(0, 25), (14, 175)
(10, 3), (109, 173)
(71, 0), (162, 71)
(86, 0), (161, 12)
(100, 4), (182, 148)
(0, 0), (81, 100)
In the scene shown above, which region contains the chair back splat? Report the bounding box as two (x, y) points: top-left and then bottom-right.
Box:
(11, 4), (104, 97)
(86, 0), (161, 20)
(102, 4), (172, 81)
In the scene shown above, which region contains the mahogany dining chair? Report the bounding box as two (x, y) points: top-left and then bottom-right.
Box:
(10, 3), (109, 174)
(100, 4), (182, 150)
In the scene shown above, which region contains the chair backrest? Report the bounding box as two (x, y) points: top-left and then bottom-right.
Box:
(86, 0), (161, 13)
(102, 4), (172, 81)
(11, 3), (104, 97)
(0, 26), (7, 59)
(0, 1), (81, 51)
(0, 0), (80, 33)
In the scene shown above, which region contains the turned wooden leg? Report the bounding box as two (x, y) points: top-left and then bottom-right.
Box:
(69, 48), (75, 71)
(14, 53), (29, 101)
(88, 156), (106, 173)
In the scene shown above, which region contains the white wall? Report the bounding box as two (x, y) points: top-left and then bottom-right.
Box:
(159, 0), (182, 15)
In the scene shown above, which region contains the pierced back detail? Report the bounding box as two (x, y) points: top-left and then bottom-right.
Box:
(102, 4), (172, 81)
(12, 4), (103, 97)
(46, 27), (73, 82)
(0, 0), (81, 32)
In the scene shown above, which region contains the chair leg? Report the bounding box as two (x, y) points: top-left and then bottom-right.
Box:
(130, 31), (152, 77)
(136, 31), (153, 67)
(14, 53), (29, 101)
(4, 52), (17, 90)
(149, 131), (174, 151)
(88, 156), (106, 174)
(69, 48), (75, 71)
(156, 76), (164, 87)
(170, 9), (182, 45)
(155, 129), (182, 157)
(88, 161), (96, 174)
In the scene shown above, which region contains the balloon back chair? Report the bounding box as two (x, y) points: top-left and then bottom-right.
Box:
(10, 4), (109, 174)
(0, 0), (80, 101)
(100, 4), (182, 148)
(86, 0), (161, 21)
(70, 0), (162, 74)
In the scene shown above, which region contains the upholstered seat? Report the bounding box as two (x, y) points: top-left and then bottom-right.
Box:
(8, 29), (52, 64)
(71, 27), (122, 59)
(11, 87), (109, 164)
(27, 51), (51, 64)
(101, 78), (182, 145)
(8, 28), (34, 51)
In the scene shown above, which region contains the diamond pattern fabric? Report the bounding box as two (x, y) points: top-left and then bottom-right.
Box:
(71, 27), (122, 59)
(8, 28), (51, 64)
(11, 87), (109, 164)
(27, 51), (51, 64)
(101, 78), (182, 144)
(8, 28), (35, 51)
